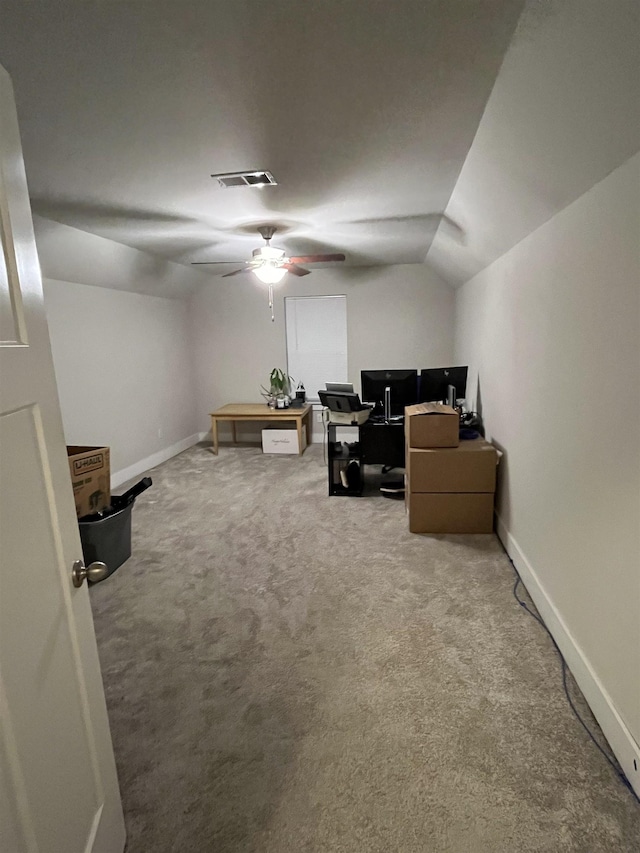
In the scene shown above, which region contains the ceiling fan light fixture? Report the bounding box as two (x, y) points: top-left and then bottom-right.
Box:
(253, 263), (287, 284)
(253, 245), (285, 262)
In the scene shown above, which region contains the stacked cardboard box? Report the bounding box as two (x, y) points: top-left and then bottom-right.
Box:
(405, 404), (497, 534)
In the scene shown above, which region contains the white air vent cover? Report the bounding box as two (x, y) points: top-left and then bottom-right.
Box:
(212, 171), (277, 189)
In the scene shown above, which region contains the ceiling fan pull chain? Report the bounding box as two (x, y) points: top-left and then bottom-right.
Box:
(268, 283), (274, 322)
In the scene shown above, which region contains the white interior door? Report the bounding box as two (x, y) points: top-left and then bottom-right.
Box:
(0, 65), (125, 852)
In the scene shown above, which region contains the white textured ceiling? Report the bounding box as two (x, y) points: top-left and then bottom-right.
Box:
(0, 0), (525, 278)
(2, 1), (637, 291)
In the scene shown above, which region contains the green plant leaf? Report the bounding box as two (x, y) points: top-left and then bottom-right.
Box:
(265, 367), (294, 396)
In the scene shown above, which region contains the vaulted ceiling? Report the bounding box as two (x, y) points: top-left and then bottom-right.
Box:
(0, 1), (637, 289)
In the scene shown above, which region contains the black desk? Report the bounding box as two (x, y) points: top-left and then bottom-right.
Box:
(359, 419), (405, 469)
(327, 418), (405, 496)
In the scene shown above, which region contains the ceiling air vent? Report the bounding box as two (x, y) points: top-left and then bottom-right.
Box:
(212, 170), (277, 189)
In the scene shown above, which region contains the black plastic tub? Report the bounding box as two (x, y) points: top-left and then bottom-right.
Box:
(78, 498), (133, 579)
(78, 478), (152, 581)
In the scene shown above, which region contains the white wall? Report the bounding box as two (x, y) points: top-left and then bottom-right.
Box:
(188, 263), (455, 442)
(35, 218), (208, 485)
(43, 279), (199, 486)
(455, 153), (640, 788)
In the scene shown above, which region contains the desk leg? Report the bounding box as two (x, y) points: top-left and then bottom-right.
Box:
(231, 420), (237, 445)
(211, 416), (218, 455)
(296, 417), (304, 455)
(304, 410), (312, 454)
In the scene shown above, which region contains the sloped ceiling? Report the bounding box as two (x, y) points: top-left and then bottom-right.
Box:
(427, 0), (640, 286)
(0, 1), (637, 292)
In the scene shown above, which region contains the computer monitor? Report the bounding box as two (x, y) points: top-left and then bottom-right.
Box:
(360, 369), (418, 419)
(326, 382), (354, 393)
(419, 366), (468, 404)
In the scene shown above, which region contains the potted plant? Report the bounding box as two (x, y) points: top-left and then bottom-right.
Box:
(261, 368), (294, 408)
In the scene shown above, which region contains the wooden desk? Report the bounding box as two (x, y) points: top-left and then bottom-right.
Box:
(209, 403), (312, 455)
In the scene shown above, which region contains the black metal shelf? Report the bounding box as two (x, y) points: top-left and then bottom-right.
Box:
(327, 424), (363, 496)
(326, 420), (407, 496)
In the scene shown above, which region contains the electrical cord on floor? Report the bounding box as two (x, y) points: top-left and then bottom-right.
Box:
(501, 542), (639, 802)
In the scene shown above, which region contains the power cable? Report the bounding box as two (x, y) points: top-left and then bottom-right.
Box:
(500, 541), (639, 802)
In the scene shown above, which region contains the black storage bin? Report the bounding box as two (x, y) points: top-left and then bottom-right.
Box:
(78, 498), (133, 578)
(77, 477), (151, 580)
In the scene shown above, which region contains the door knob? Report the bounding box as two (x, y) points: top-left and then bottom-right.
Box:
(72, 559), (109, 587)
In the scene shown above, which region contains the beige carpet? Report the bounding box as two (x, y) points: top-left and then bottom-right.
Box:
(89, 443), (639, 852)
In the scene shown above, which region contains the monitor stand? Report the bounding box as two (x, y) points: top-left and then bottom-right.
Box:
(384, 386), (391, 422)
(382, 386), (403, 424)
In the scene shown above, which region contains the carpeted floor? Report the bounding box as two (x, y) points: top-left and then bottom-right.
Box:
(89, 443), (639, 852)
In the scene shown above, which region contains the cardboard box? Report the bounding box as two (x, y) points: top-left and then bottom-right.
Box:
(261, 426), (307, 454)
(407, 491), (495, 534)
(66, 446), (110, 518)
(406, 438), (497, 493)
(405, 403), (459, 448)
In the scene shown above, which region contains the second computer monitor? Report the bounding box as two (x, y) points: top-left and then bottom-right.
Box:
(360, 369), (418, 417)
(419, 366), (468, 404)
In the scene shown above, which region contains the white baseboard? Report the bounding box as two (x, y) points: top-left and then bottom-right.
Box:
(495, 513), (640, 798)
(111, 433), (202, 489)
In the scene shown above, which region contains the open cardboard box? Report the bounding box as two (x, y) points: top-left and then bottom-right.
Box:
(405, 402), (459, 448)
(66, 446), (110, 517)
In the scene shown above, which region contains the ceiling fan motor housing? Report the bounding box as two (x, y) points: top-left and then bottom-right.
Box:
(258, 225), (277, 242)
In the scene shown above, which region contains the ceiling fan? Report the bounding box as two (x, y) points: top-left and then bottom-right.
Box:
(192, 225), (345, 281)
(192, 225), (346, 320)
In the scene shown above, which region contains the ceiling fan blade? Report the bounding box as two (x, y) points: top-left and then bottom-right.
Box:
(222, 267), (250, 278)
(288, 253), (345, 264)
(284, 263), (311, 277)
